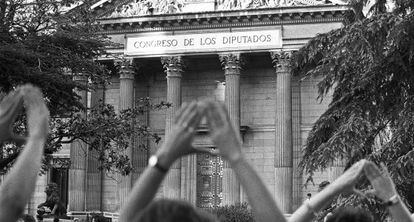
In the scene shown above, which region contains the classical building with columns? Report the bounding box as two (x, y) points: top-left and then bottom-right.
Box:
(26, 0), (349, 220)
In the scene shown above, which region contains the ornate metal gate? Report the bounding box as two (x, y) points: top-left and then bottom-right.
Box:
(196, 151), (223, 208)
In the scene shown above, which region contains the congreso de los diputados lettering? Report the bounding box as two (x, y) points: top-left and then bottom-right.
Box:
(25, 0), (350, 220)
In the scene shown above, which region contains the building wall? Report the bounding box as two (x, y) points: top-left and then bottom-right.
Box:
(22, 55), (334, 217)
(95, 53), (334, 211)
(300, 76), (333, 199)
(25, 174), (48, 215)
(22, 56), (334, 219)
(102, 78), (120, 212)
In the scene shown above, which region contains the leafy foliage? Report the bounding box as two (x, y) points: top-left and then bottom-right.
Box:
(0, 0), (110, 115)
(47, 98), (170, 175)
(0, 1), (171, 175)
(292, 0), (414, 218)
(209, 203), (254, 222)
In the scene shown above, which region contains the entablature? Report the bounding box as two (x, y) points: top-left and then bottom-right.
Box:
(99, 5), (349, 34)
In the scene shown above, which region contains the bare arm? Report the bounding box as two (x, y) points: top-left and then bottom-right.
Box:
(205, 101), (286, 222)
(387, 197), (413, 222)
(232, 157), (285, 222)
(289, 160), (366, 222)
(364, 162), (413, 222)
(0, 85), (49, 221)
(119, 102), (203, 222)
(118, 146), (175, 222)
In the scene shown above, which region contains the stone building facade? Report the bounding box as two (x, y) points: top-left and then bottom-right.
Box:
(26, 0), (349, 220)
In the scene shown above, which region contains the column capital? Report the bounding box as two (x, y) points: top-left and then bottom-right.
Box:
(73, 74), (88, 82)
(270, 50), (293, 72)
(116, 58), (135, 77)
(218, 53), (243, 75)
(120, 72), (135, 80)
(161, 56), (184, 78)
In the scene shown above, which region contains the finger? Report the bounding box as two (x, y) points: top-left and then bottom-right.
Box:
(21, 85), (45, 107)
(379, 162), (391, 176)
(0, 89), (21, 108)
(205, 101), (220, 129)
(196, 100), (208, 118)
(184, 106), (201, 131)
(8, 96), (24, 125)
(174, 102), (189, 124)
(208, 102), (227, 128)
(187, 108), (202, 130)
(0, 90), (24, 121)
(353, 160), (367, 176)
(177, 101), (197, 125)
(364, 161), (382, 180)
(353, 188), (367, 199)
(364, 189), (377, 197)
(214, 102), (230, 124)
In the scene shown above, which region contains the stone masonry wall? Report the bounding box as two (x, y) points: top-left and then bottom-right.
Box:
(98, 56), (333, 212)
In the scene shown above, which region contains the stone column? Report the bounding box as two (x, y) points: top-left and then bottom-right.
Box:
(68, 74), (88, 212)
(292, 75), (302, 210)
(86, 84), (104, 211)
(117, 59), (135, 209)
(271, 51), (293, 213)
(161, 56), (184, 199)
(181, 154), (197, 205)
(219, 53), (242, 205)
(131, 64), (149, 183)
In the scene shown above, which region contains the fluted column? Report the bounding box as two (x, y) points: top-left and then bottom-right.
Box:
(86, 84), (104, 211)
(117, 59), (135, 208)
(69, 74), (88, 212)
(161, 56), (184, 199)
(291, 77), (303, 210)
(181, 154), (197, 205)
(219, 53), (242, 205)
(271, 51), (293, 213)
(132, 64), (149, 183)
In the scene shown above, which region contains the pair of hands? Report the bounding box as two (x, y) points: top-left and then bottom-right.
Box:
(330, 159), (397, 202)
(157, 100), (243, 167)
(0, 85), (49, 145)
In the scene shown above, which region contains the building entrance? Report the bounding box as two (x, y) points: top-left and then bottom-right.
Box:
(196, 151), (223, 208)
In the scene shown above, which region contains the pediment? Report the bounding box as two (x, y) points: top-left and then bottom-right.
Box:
(90, 0), (348, 19)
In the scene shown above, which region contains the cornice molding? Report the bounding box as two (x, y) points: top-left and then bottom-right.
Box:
(98, 5), (349, 34)
(92, 0), (132, 18)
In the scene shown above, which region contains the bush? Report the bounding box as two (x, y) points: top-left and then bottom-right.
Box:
(90, 213), (110, 222)
(209, 203), (254, 222)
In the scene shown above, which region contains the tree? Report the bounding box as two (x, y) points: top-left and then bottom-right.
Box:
(292, 0), (414, 219)
(0, 0), (169, 175)
(49, 98), (170, 175)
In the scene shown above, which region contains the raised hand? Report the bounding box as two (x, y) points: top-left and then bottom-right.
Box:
(364, 162), (397, 201)
(20, 85), (49, 140)
(120, 101), (207, 222)
(204, 100), (242, 163)
(0, 88), (26, 145)
(364, 162), (413, 222)
(329, 159), (367, 195)
(156, 101), (203, 165)
(0, 84), (49, 222)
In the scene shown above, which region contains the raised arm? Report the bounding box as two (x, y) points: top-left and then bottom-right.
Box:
(119, 101), (203, 222)
(205, 101), (286, 222)
(364, 162), (413, 222)
(0, 85), (49, 222)
(289, 160), (366, 222)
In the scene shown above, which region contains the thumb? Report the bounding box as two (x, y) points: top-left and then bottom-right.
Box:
(364, 189), (378, 198)
(352, 188), (367, 199)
